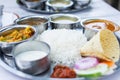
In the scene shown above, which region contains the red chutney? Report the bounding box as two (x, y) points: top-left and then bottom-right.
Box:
(51, 65), (76, 78)
(84, 19), (120, 32)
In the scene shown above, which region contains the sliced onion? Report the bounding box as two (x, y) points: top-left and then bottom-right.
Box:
(74, 57), (99, 70)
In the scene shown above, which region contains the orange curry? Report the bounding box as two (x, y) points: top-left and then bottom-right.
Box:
(84, 19), (119, 32)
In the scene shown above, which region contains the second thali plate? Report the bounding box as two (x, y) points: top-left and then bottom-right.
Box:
(16, 0), (91, 14)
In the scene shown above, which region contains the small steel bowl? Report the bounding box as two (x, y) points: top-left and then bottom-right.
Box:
(12, 41), (50, 75)
(21, 0), (45, 9)
(81, 18), (120, 40)
(14, 15), (49, 34)
(0, 24), (38, 56)
(46, 0), (74, 11)
(49, 14), (81, 29)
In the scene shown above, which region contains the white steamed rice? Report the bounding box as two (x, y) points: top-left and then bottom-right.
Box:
(36, 29), (87, 66)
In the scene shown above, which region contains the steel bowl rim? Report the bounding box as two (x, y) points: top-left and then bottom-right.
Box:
(80, 18), (120, 31)
(12, 40), (51, 59)
(14, 15), (49, 25)
(12, 40), (51, 75)
(49, 14), (81, 24)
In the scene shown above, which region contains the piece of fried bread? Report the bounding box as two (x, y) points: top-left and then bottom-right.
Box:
(80, 29), (120, 62)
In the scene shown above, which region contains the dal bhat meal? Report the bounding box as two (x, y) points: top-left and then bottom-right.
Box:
(1, 13), (120, 79)
(37, 29), (119, 78)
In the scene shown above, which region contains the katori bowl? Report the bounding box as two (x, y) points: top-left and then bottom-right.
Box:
(12, 41), (50, 75)
(46, 0), (74, 11)
(14, 15), (49, 34)
(81, 18), (120, 40)
(49, 14), (81, 29)
(0, 24), (37, 56)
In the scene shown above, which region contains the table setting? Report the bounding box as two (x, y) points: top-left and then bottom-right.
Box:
(0, 0), (120, 80)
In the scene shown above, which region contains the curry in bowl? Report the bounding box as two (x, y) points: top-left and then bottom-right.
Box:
(0, 26), (34, 42)
(0, 25), (36, 43)
(82, 19), (120, 32)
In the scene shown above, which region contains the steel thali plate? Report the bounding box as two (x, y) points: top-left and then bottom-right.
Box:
(0, 32), (120, 80)
(16, 0), (91, 14)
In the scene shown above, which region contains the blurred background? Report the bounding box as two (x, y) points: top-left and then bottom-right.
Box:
(105, 0), (120, 10)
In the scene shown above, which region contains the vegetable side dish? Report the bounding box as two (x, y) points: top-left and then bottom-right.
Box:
(0, 27), (34, 42)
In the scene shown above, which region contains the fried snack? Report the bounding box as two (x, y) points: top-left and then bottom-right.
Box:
(80, 29), (120, 62)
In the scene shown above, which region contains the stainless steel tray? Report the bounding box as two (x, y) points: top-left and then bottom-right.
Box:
(0, 40), (120, 80)
(0, 25), (120, 80)
(16, 0), (91, 14)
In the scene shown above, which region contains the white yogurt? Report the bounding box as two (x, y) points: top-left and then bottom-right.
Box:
(16, 51), (47, 61)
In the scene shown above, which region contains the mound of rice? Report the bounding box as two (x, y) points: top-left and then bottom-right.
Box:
(37, 29), (87, 66)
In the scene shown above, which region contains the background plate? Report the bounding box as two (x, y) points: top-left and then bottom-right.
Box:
(16, 0), (91, 14)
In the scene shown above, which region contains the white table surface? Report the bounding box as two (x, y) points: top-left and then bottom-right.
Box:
(0, 0), (120, 80)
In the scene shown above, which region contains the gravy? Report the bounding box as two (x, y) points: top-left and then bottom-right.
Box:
(84, 19), (119, 32)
